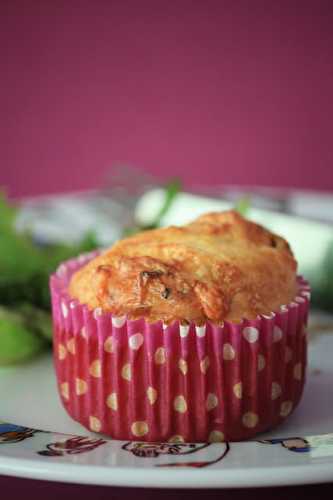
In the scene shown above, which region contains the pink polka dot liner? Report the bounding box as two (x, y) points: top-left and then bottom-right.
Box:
(50, 251), (310, 443)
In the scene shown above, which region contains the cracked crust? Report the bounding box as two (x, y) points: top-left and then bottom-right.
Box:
(68, 210), (297, 324)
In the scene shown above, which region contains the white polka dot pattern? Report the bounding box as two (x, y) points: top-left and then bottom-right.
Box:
(179, 324), (190, 338)
(271, 382), (282, 400)
(242, 326), (259, 343)
(146, 386), (158, 405)
(273, 326), (283, 342)
(93, 308), (103, 319)
(174, 395), (187, 413)
(128, 333), (144, 351)
(61, 302), (68, 318)
(104, 336), (116, 353)
(258, 354), (266, 371)
(242, 412), (258, 428)
(106, 392), (118, 411)
(154, 347), (166, 364)
(52, 264), (309, 444)
(233, 382), (243, 399)
(60, 382), (69, 400)
(262, 312), (276, 319)
(58, 344), (67, 360)
(121, 363), (132, 381)
(89, 360), (102, 378)
(75, 378), (88, 396)
(206, 393), (218, 411)
(89, 416), (101, 432)
(293, 363), (302, 381)
(223, 343), (235, 360)
(112, 316), (126, 328)
(280, 401), (293, 417)
(200, 356), (210, 374)
(208, 430), (225, 442)
(195, 325), (206, 338)
(178, 358), (188, 375)
(57, 264), (67, 277)
(131, 421), (149, 437)
(66, 338), (76, 355)
(168, 435), (185, 443)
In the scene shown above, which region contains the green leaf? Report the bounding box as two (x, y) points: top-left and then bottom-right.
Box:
(311, 238), (333, 311)
(0, 193), (42, 281)
(0, 306), (47, 365)
(16, 303), (53, 341)
(0, 191), (100, 364)
(234, 196), (251, 217)
(0, 191), (18, 230)
(0, 191), (99, 311)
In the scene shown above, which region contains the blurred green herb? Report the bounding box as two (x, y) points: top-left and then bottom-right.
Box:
(234, 196), (251, 216)
(0, 192), (98, 364)
(0, 306), (47, 365)
(0, 193), (98, 310)
(311, 239), (333, 312)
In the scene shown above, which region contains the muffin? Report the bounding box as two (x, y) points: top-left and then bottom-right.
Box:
(50, 210), (310, 442)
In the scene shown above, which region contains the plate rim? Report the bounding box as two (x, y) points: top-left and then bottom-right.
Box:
(0, 451), (333, 488)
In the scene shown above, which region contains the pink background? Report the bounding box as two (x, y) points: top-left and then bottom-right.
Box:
(1, 0), (333, 198)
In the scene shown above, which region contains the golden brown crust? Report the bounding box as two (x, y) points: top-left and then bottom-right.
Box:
(68, 210), (297, 323)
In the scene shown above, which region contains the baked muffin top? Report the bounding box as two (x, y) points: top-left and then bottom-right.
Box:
(68, 210), (297, 324)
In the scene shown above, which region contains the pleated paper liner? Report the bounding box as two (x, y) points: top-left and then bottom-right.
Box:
(50, 252), (310, 443)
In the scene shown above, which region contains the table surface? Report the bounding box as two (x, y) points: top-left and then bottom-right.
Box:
(0, 475), (332, 498)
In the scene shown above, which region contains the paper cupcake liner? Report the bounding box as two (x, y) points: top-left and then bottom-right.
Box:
(50, 252), (310, 442)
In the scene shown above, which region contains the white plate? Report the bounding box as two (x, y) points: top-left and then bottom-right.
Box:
(1, 318), (333, 488)
(2, 189), (333, 488)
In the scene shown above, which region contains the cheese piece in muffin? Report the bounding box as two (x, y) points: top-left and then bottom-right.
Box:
(69, 210), (297, 324)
